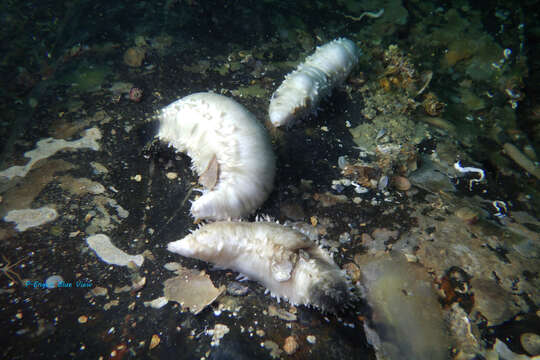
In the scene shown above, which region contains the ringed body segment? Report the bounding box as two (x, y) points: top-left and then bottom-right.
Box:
(269, 38), (360, 127)
(167, 221), (353, 312)
(157, 92), (276, 220)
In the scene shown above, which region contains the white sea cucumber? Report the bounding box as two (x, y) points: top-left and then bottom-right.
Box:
(167, 221), (353, 312)
(157, 92), (276, 220)
(268, 38), (360, 127)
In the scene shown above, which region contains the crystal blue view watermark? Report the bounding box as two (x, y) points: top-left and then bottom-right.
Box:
(25, 280), (93, 289)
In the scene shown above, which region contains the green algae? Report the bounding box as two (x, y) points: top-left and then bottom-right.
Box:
(60, 63), (111, 93)
(230, 84), (269, 99)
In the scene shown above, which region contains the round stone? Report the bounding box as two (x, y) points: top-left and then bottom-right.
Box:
(393, 176), (411, 191)
(521, 333), (540, 356)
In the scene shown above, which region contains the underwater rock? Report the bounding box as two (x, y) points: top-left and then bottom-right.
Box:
(123, 47), (146, 67)
(408, 155), (456, 193)
(512, 238), (540, 259)
(470, 277), (521, 326)
(357, 253), (452, 360)
(521, 333), (540, 356)
(493, 339), (534, 360)
(392, 175), (411, 191)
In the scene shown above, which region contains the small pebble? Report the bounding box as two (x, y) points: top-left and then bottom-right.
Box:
(283, 336), (299, 355)
(90, 286), (108, 297)
(268, 305), (297, 321)
(339, 232), (351, 244)
(521, 333), (540, 356)
(393, 176), (411, 191)
(306, 335), (316, 344)
(337, 156), (348, 169)
(149, 334), (160, 350)
(45, 275), (64, 288)
(377, 175), (389, 190)
(342, 262), (361, 283)
(334, 184), (345, 193)
(404, 253), (418, 263)
(84, 212), (94, 222)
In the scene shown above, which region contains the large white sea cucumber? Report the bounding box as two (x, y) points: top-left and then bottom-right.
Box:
(167, 221), (353, 312)
(157, 92), (276, 221)
(268, 38), (360, 127)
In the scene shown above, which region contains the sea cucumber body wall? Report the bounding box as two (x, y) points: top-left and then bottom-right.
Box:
(168, 221), (353, 312)
(157, 92), (276, 220)
(269, 38), (360, 127)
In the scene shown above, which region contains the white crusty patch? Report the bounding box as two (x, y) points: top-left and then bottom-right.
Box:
(86, 234), (144, 267)
(3, 206), (58, 232)
(0, 127), (101, 181)
(157, 92), (276, 221)
(269, 38), (360, 127)
(167, 221), (352, 312)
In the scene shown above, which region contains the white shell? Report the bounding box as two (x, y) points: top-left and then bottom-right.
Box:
(157, 93), (276, 220)
(269, 38), (360, 127)
(167, 221), (352, 312)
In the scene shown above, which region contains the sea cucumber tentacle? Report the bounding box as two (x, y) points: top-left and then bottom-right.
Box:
(269, 38), (361, 127)
(157, 92), (276, 220)
(167, 221), (353, 312)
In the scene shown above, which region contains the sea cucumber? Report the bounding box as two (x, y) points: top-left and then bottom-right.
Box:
(343, 8), (385, 22)
(453, 161), (485, 190)
(503, 142), (540, 180)
(167, 221), (353, 312)
(268, 38), (360, 127)
(157, 92), (276, 220)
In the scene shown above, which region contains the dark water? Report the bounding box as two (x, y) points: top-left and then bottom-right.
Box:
(0, 1), (539, 359)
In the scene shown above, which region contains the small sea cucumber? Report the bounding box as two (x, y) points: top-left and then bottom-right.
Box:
(167, 221), (353, 312)
(268, 38), (360, 127)
(157, 92), (276, 220)
(343, 8), (385, 22)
